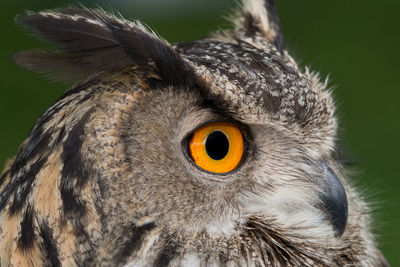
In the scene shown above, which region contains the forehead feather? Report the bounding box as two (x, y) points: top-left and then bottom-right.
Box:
(176, 40), (336, 154)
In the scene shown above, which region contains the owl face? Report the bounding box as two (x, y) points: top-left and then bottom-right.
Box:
(0, 1), (387, 266)
(116, 40), (339, 233)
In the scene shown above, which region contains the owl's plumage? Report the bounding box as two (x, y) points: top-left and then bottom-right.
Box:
(0, 0), (388, 266)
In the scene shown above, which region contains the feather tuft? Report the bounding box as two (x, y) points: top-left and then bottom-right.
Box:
(14, 7), (194, 85)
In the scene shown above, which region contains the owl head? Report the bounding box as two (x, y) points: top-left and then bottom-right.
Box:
(0, 0), (387, 266)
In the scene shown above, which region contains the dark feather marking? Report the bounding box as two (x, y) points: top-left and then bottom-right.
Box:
(218, 250), (228, 264)
(261, 90), (281, 113)
(243, 13), (262, 38)
(5, 119), (52, 213)
(153, 240), (180, 267)
(293, 94), (308, 123)
(14, 8), (197, 86)
(263, 0), (284, 52)
(4, 156), (48, 215)
(117, 222), (156, 265)
(241, 0), (284, 52)
(60, 108), (94, 215)
(54, 126), (66, 145)
(0, 169), (10, 189)
(60, 186), (85, 216)
(39, 221), (61, 267)
(18, 205), (36, 249)
(61, 109), (93, 185)
(73, 221), (97, 266)
(10, 126), (49, 177)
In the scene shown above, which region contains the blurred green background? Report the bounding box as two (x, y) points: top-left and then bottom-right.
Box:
(0, 0), (398, 264)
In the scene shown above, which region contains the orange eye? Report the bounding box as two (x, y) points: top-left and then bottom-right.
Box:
(188, 122), (244, 174)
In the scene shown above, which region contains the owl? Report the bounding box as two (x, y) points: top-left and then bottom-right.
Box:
(0, 0), (388, 266)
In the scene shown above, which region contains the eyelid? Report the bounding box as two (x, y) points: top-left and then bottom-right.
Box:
(176, 110), (224, 143)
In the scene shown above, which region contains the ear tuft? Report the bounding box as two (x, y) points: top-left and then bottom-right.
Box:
(14, 7), (194, 85)
(231, 0), (284, 52)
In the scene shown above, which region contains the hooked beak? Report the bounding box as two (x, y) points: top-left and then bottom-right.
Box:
(318, 165), (348, 237)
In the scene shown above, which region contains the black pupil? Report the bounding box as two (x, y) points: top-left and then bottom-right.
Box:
(205, 131), (229, 160)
